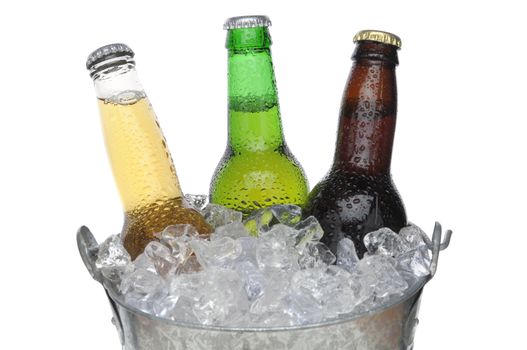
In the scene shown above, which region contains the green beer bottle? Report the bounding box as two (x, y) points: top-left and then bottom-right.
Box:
(210, 15), (309, 214)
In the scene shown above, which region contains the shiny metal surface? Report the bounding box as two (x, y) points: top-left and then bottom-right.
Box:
(86, 43), (134, 70)
(353, 30), (402, 48)
(224, 15), (271, 30)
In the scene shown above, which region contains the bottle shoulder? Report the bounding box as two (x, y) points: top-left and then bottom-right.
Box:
(306, 169), (404, 212)
(313, 169), (395, 190)
(213, 149), (307, 180)
(209, 149), (309, 213)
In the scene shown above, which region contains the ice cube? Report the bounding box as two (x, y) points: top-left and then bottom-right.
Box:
(160, 224), (199, 241)
(170, 268), (247, 325)
(143, 241), (181, 277)
(353, 255), (408, 301)
(169, 270), (205, 296)
(158, 224), (199, 266)
(212, 222), (251, 241)
(256, 237), (299, 272)
(124, 290), (167, 314)
(176, 255), (202, 275)
(364, 228), (407, 257)
(190, 237), (242, 269)
(133, 253), (156, 273)
(298, 242), (336, 269)
(286, 287), (323, 324)
(202, 204), (243, 228)
(270, 204), (302, 226)
(96, 235), (132, 282)
(396, 245), (431, 278)
(152, 294), (182, 320)
(157, 295), (199, 323)
(166, 272), (207, 321)
(336, 238), (359, 272)
(120, 268), (167, 313)
(184, 194), (208, 212)
(237, 236), (258, 265)
(235, 261), (266, 301)
(243, 207), (274, 236)
(399, 223), (428, 250)
(295, 216), (324, 249)
(260, 223), (298, 246)
(194, 296), (240, 325)
(250, 271), (292, 315)
(289, 266), (358, 321)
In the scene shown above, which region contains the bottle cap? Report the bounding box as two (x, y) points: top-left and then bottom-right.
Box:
(86, 43), (135, 70)
(224, 15), (271, 30)
(353, 30), (402, 48)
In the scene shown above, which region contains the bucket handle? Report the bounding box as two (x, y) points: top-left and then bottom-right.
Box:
(77, 226), (103, 283)
(77, 226), (125, 346)
(426, 222), (452, 278)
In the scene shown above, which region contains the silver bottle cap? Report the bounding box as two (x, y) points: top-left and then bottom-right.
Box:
(86, 43), (134, 70)
(223, 15), (271, 30)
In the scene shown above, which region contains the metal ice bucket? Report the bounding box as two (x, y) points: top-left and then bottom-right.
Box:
(77, 222), (451, 350)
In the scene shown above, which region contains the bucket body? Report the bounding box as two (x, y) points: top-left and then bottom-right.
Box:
(77, 223), (450, 350)
(111, 285), (423, 350)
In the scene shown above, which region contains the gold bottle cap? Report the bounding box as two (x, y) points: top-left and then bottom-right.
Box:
(353, 30), (402, 48)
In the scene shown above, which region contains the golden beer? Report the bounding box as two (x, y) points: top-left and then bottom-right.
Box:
(98, 96), (182, 211)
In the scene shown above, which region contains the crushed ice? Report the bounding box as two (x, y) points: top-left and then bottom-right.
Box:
(96, 195), (431, 327)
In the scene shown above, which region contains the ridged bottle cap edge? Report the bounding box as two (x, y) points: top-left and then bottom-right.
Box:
(86, 43), (134, 70)
(353, 30), (402, 48)
(224, 15), (272, 30)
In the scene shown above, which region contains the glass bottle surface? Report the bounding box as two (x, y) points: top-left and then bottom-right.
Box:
(210, 16), (308, 214)
(87, 44), (212, 259)
(304, 31), (407, 257)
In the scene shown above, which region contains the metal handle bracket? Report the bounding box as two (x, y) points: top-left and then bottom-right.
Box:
(77, 226), (125, 346)
(426, 222), (453, 278)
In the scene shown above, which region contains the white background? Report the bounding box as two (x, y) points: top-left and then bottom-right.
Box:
(0, 0), (525, 349)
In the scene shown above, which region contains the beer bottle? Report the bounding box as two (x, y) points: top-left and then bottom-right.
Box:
(210, 16), (309, 214)
(86, 43), (212, 259)
(304, 31), (407, 257)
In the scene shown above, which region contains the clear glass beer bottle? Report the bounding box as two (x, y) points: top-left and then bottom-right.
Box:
(210, 16), (309, 215)
(305, 31), (407, 257)
(86, 44), (212, 259)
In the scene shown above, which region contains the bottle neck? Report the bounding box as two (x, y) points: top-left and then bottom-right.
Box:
(333, 41), (399, 175)
(226, 27), (284, 153)
(92, 57), (144, 101)
(91, 60), (183, 211)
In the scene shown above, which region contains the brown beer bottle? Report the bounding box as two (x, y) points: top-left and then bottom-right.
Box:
(304, 30), (407, 258)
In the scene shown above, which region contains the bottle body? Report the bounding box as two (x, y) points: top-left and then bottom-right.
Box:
(304, 34), (406, 257)
(98, 94), (182, 211)
(210, 21), (308, 214)
(88, 44), (212, 259)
